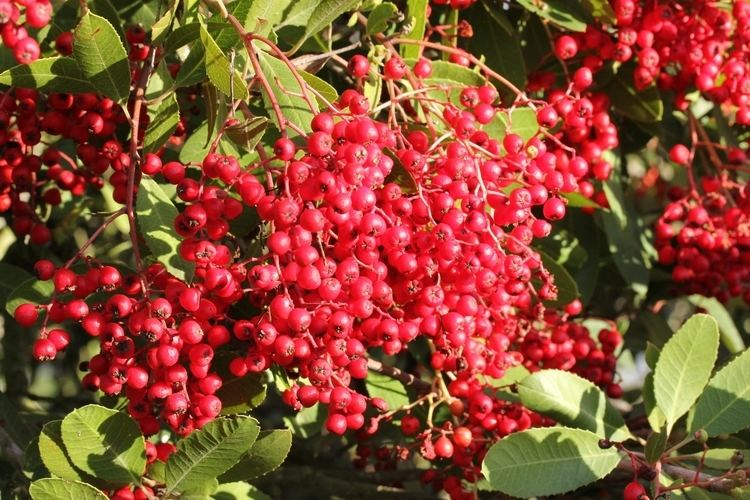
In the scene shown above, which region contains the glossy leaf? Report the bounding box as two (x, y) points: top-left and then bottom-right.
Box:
(73, 12), (130, 101)
(164, 416), (260, 495)
(518, 370), (631, 441)
(143, 94), (179, 154)
(689, 348), (750, 437)
(136, 177), (194, 281)
(60, 405), (146, 486)
(604, 67), (663, 123)
(365, 370), (409, 411)
(0, 263), (32, 310)
(30, 478), (107, 500)
(654, 314), (719, 433)
(218, 429), (292, 482)
(0, 57), (96, 93)
(482, 427), (621, 497)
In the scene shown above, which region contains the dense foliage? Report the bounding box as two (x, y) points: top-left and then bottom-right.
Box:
(0, 0), (749, 499)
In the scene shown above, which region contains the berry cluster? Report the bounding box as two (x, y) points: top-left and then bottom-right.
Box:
(0, 0), (51, 64)
(0, 89), (128, 243)
(655, 168), (750, 304)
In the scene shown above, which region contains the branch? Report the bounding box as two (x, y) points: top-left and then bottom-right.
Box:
(367, 359), (431, 393)
(617, 457), (743, 493)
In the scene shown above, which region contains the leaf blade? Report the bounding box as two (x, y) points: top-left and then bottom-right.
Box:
(73, 12), (130, 101)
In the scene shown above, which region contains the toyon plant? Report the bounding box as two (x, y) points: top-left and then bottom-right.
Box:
(0, 0), (749, 499)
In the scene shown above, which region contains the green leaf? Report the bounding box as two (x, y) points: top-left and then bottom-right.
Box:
(145, 63), (176, 100)
(423, 60), (486, 87)
(490, 365), (531, 387)
(292, 0), (358, 52)
(6, 277), (54, 316)
(215, 373), (267, 415)
(688, 295), (745, 354)
(200, 25), (249, 101)
(218, 429), (292, 482)
(601, 177), (649, 299)
(213, 483), (271, 500)
(278, 0), (321, 28)
(0, 263), (31, 307)
(144, 94), (179, 154)
(643, 372), (666, 431)
(688, 348), (750, 437)
(300, 70), (339, 107)
(167, 23), (201, 51)
(680, 449), (749, 470)
(518, 370), (631, 441)
(257, 51), (317, 134)
(604, 67), (663, 122)
(0, 57), (96, 93)
(645, 342), (660, 371)
(233, 0), (291, 37)
(401, 0), (428, 60)
(486, 107), (539, 144)
(365, 370), (408, 411)
(30, 478), (107, 500)
(224, 117), (268, 152)
(0, 392), (35, 449)
(90, 0), (125, 43)
(515, 0), (588, 31)
(175, 42), (207, 88)
(464, 6), (526, 90)
(152, 0), (179, 43)
(482, 427), (621, 497)
(644, 429), (668, 464)
(562, 191), (601, 209)
(654, 314), (720, 433)
(179, 122), (241, 163)
(165, 416), (260, 496)
(283, 404), (324, 438)
(580, 0), (616, 23)
(60, 405), (146, 486)
(73, 12), (130, 102)
(38, 420), (95, 483)
(539, 250), (579, 307)
(135, 177), (194, 281)
(367, 2), (399, 34)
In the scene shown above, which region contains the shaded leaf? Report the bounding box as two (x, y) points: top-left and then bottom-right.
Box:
(218, 429), (292, 482)
(5, 277), (54, 316)
(224, 117), (268, 152)
(604, 66), (663, 123)
(216, 373), (267, 415)
(136, 177), (194, 281)
(144, 93), (179, 154)
(292, 0), (359, 51)
(539, 250), (579, 306)
(257, 51), (317, 134)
